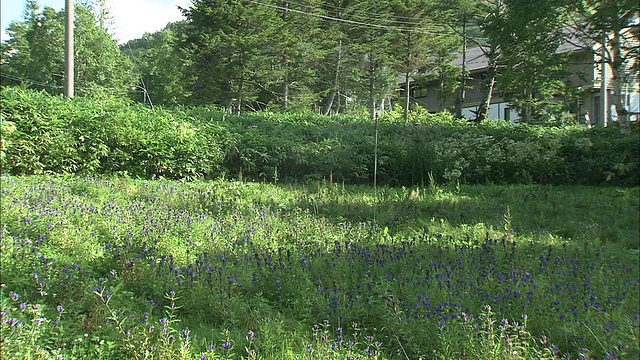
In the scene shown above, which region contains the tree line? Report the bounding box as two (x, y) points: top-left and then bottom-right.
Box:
(1, 0), (638, 128)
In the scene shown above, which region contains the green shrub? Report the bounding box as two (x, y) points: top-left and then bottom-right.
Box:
(1, 86), (637, 185)
(1, 87), (227, 180)
(1, 87), (80, 174)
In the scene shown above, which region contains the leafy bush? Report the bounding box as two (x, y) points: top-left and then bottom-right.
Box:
(1, 87), (226, 180)
(1, 87), (80, 174)
(1, 86), (637, 185)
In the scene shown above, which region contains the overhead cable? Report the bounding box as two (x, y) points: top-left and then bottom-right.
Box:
(284, 0), (438, 27)
(246, 0), (449, 34)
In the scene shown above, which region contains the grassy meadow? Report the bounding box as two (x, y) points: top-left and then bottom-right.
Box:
(1, 175), (638, 359)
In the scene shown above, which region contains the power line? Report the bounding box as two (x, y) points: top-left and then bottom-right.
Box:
(284, 0), (438, 28)
(246, 0), (449, 35)
(0, 72), (130, 96)
(1, 73), (63, 89)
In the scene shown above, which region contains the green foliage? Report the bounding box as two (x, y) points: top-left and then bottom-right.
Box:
(0, 87), (79, 175)
(123, 22), (190, 106)
(135, 0), (468, 114)
(179, 0), (282, 112)
(435, 306), (556, 359)
(1, 86), (638, 186)
(0, 87), (226, 179)
(567, 0), (639, 135)
(1, 2), (136, 96)
(480, 0), (570, 124)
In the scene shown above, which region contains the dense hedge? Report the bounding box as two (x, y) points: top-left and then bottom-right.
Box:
(1, 87), (227, 179)
(1, 86), (638, 185)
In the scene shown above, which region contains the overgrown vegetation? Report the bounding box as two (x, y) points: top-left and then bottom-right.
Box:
(1, 175), (638, 359)
(1, 87), (638, 186)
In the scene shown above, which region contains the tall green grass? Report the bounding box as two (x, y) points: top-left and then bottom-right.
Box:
(1, 175), (638, 359)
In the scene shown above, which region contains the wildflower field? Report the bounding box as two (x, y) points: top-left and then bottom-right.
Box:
(1, 175), (638, 359)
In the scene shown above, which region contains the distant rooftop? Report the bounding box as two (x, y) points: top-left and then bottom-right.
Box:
(452, 28), (591, 72)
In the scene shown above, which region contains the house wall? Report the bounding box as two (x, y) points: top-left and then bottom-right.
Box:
(411, 71), (519, 121)
(411, 72), (483, 115)
(461, 102), (520, 122)
(585, 37), (640, 126)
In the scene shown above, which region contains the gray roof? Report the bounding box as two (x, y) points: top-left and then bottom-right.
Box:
(452, 28), (591, 73)
(451, 46), (491, 72)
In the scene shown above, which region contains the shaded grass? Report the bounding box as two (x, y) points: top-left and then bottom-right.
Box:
(291, 181), (639, 250)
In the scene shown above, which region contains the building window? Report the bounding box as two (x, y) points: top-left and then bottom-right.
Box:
(413, 86), (428, 99)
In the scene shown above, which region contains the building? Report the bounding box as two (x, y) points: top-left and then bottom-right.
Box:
(407, 26), (639, 125)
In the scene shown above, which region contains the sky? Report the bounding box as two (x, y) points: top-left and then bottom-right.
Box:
(1, 0), (190, 44)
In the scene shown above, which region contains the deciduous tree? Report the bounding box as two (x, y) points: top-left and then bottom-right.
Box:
(481, 0), (569, 124)
(567, 0), (639, 134)
(1, 1), (135, 96)
(123, 22), (190, 106)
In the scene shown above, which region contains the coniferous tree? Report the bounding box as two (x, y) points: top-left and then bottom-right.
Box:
(346, 0), (399, 118)
(391, 0), (443, 122)
(314, 0), (360, 115)
(438, 0), (481, 118)
(180, 0), (280, 112)
(261, 0), (325, 111)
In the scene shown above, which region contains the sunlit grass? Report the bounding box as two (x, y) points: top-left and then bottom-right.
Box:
(1, 175), (638, 359)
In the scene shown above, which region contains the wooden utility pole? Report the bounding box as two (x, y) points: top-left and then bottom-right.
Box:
(64, 0), (74, 97)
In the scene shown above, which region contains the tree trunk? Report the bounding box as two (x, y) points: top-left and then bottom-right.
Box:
(237, 74), (243, 115)
(322, 90), (336, 115)
(282, 1), (290, 111)
(283, 59), (289, 111)
(454, 15), (467, 119)
(520, 90), (533, 123)
(439, 75), (446, 111)
(322, 41), (342, 115)
(610, 30), (630, 135)
(404, 72), (410, 123)
(369, 52), (376, 120)
(403, 32), (412, 124)
(236, 50), (245, 115)
(475, 47), (496, 121)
